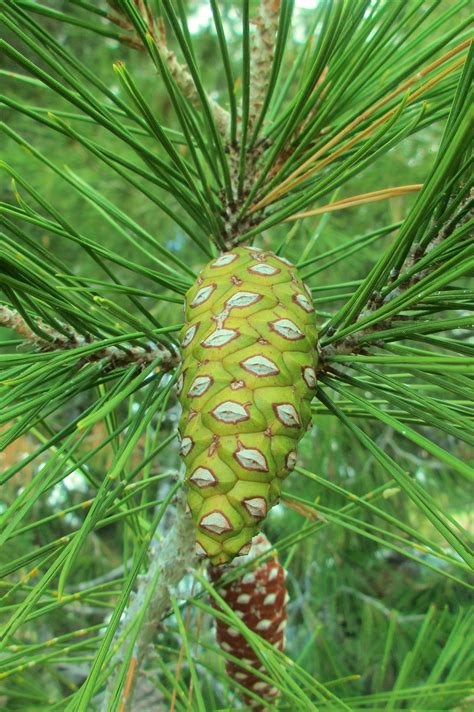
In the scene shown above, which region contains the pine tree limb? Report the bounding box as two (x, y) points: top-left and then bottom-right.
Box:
(101, 493), (196, 712)
(107, 1), (230, 136)
(0, 305), (179, 371)
(155, 18), (230, 137)
(318, 192), (473, 365)
(249, 0), (281, 134)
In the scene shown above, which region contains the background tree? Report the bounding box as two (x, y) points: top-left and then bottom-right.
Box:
(0, 1), (472, 710)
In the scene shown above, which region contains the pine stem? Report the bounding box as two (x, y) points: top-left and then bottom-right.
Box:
(101, 493), (196, 711)
(0, 305), (179, 370)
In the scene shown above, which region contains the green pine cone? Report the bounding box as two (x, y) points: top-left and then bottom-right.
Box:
(178, 247), (318, 564)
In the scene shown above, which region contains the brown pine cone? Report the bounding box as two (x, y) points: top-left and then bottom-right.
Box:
(209, 533), (289, 710)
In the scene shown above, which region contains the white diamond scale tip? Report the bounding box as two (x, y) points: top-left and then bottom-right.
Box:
(241, 572), (255, 584)
(235, 447), (269, 472)
(274, 403), (301, 427)
(189, 466), (217, 488)
(286, 450), (297, 470)
(200, 510), (233, 534)
(263, 592), (277, 606)
(225, 291), (262, 309)
(188, 375), (213, 397)
(293, 292), (314, 312)
(270, 319), (304, 340)
(237, 542), (252, 555)
(303, 366), (317, 389)
(237, 593), (251, 604)
(268, 567), (279, 581)
(275, 255), (293, 266)
(195, 541), (207, 557)
(190, 284), (215, 307)
(181, 323), (198, 348)
(240, 354), (280, 377)
(179, 437), (194, 457)
(201, 328), (238, 348)
(211, 401), (250, 423)
(211, 253), (238, 267)
(248, 263), (280, 276)
(243, 496), (267, 518)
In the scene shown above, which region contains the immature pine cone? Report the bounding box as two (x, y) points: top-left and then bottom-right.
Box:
(178, 246), (318, 564)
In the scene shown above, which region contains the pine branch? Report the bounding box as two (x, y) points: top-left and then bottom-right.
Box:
(385, 190), (473, 297)
(0, 304), (179, 371)
(107, 0), (230, 136)
(248, 0), (281, 134)
(155, 17), (230, 137)
(101, 492), (196, 712)
(319, 191), (473, 365)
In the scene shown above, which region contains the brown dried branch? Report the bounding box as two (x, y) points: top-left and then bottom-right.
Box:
(0, 305), (179, 371)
